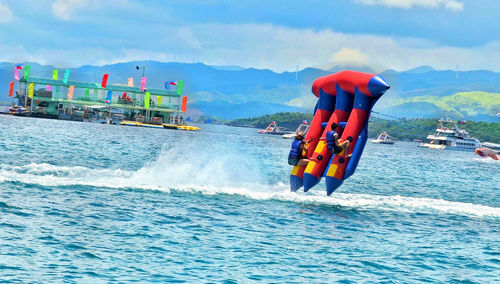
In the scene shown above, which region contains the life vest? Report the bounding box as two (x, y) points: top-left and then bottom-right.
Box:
(288, 139), (303, 166)
(326, 131), (336, 152)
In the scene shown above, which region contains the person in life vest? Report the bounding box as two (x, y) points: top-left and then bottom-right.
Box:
(288, 132), (312, 166)
(326, 123), (352, 157)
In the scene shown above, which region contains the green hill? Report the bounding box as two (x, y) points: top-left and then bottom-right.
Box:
(388, 92), (500, 121)
(227, 112), (500, 143)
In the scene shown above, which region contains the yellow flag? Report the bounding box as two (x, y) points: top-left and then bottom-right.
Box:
(68, 86), (74, 100)
(28, 83), (34, 98)
(128, 77), (134, 87)
(157, 96), (162, 106)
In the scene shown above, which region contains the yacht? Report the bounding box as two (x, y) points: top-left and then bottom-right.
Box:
(418, 117), (481, 151)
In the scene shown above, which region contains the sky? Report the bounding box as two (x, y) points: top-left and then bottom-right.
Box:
(0, 0), (498, 72)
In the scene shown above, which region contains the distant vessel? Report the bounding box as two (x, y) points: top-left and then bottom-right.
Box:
(282, 123), (309, 139)
(418, 117), (481, 151)
(475, 142), (500, 160)
(258, 121), (290, 135)
(371, 132), (395, 144)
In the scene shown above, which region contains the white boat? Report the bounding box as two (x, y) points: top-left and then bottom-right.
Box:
(371, 132), (395, 144)
(258, 121), (290, 135)
(418, 117), (481, 151)
(282, 123), (309, 139)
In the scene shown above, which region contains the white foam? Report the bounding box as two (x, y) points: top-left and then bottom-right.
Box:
(1, 154), (498, 219)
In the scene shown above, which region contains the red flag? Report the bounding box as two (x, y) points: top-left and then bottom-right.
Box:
(8, 81), (14, 97)
(181, 96), (187, 112)
(101, 73), (109, 88)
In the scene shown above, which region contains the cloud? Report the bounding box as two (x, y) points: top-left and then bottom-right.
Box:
(1, 23), (498, 73)
(51, 0), (89, 20)
(331, 48), (370, 66)
(0, 2), (13, 23)
(356, 0), (464, 11)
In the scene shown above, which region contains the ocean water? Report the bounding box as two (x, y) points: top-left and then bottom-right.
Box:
(0, 115), (499, 283)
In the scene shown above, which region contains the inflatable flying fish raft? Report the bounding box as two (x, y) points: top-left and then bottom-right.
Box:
(290, 71), (390, 195)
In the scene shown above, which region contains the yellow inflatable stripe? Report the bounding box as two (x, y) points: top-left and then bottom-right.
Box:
(326, 163), (338, 177)
(315, 141), (326, 153)
(291, 165), (300, 175)
(305, 161), (316, 173)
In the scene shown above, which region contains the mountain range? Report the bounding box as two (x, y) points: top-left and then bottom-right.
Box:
(1, 61), (499, 121)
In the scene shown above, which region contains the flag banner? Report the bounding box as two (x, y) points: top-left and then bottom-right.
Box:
(106, 90), (112, 104)
(14, 67), (20, 81)
(176, 80), (184, 95)
(128, 77), (134, 87)
(63, 69), (70, 84)
(84, 88), (90, 100)
(157, 96), (162, 107)
(68, 86), (74, 100)
(181, 96), (187, 112)
(165, 80), (178, 90)
(9, 81), (14, 97)
(52, 70), (58, 80)
(46, 85), (52, 91)
(28, 83), (34, 98)
(140, 77), (147, 92)
(101, 74), (109, 88)
(24, 65), (31, 79)
(144, 92), (150, 108)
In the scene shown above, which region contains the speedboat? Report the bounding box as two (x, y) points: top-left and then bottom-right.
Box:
(282, 123), (309, 139)
(475, 142), (500, 160)
(418, 117), (481, 151)
(371, 132), (395, 144)
(258, 121), (289, 135)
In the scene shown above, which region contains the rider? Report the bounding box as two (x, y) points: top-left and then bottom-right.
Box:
(288, 132), (312, 166)
(326, 123), (352, 157)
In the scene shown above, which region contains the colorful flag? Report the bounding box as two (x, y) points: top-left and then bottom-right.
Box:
(144, 92), (150, 108)
(460, 120), (466, 124)
(52, 69), (59, 80)
(176, 80), (184, 95)
(8, 81), (14, 97)
(24, 65), (31, 79)
(46, 85), (52, 91)
(68, 86), (74, 100)
(63, 69), (70, 84)
(302, 120), (308, 124)
(14, 67), (20, 81)
(165, 81), (178, 90)
(140, 77), (147, 92)
(101, 74), (109, 88)
(28, 83), (34, 98)
(181, 96), (187, 112)
(105, 90), (112, 104)
(127, 78), (134, 87)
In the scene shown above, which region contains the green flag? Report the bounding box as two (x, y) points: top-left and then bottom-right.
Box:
(24, 65), (31, 80)
(52, 70), (58, 80)
(176, 80), (184, 95)
(84, 88), (90, 100)
(144, 92), (150, 108)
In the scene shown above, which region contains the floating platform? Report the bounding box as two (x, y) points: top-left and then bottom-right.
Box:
(120, 120), (200, 131)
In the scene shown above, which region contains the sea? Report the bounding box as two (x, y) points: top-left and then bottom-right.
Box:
(0, 115), (499, 283)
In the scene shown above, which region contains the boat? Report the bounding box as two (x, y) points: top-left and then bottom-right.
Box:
(257, 121), (290, 135)
(475, 142), (500, 160)
(282, 123), (310, 139)
(120, 120), (200, 131)
(371, 131), (395, 144)
(418, 117), (481, 151)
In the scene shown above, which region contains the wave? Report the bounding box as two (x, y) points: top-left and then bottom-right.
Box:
(0, 161), (498, 219)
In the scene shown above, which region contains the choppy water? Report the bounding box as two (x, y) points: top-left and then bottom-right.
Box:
(0, 115), (499, 283)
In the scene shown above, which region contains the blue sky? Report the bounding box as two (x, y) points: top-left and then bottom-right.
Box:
(0, 0), (498, 72)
